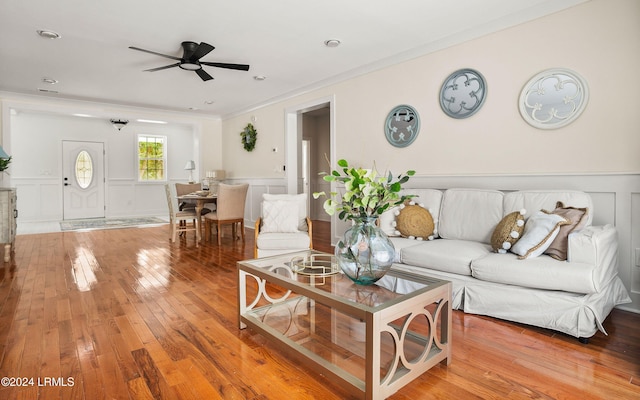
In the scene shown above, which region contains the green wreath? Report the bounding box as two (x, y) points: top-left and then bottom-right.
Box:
(240, 123), (258, 152)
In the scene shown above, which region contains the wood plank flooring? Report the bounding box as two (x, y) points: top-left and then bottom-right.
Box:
(0, 221), (638, 399)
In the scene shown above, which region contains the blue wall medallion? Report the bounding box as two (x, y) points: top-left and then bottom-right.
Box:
(440, 68), (487, 119)
(384, 105), (420, 148)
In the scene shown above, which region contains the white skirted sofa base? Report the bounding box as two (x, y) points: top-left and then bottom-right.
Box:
(380, 188), (631, 341)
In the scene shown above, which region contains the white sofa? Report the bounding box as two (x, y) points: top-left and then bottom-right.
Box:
(380, 188), (631, 341)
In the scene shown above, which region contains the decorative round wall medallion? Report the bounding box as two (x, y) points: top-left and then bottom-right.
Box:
(384, 105), (420, 148)
(519, 68), (589, 129)
(439, 68), (487, 119)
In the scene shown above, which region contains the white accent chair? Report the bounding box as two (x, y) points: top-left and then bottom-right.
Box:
(164, 184), (199, 244)
(254, 193), (313, 258)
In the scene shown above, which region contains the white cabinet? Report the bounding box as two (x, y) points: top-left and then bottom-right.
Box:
(0, 188), (17, 262)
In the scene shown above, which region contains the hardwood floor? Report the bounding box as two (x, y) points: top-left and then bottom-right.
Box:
(0, 221), (638, 399)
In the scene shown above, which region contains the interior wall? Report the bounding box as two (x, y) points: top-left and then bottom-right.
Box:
(221, 0), (640, 177)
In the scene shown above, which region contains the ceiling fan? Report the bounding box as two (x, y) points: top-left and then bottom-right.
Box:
(129, 41), (250, 81)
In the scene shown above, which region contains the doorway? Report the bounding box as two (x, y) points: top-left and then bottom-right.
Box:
(62, 141), (106, 220)
(285, 95), (334, 245)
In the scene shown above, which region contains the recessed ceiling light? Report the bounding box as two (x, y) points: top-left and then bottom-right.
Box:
(204, 100), (214, 105)
(37, 30), (61, 39)
(37, 88), (58, 93)
(253, 75), (266, 81)
(42, 77), (58, 84)
(324, 39), (341, 48)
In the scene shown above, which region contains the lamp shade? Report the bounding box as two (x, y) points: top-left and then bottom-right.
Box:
(211, 170), (225, 180)
(184, 160), (196, 170)
(0, 146), (9, 159)
(206, 170), (226, 180)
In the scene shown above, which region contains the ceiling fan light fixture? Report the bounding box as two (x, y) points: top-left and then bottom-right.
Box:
(110, 119), (129, 131)
(179, 62), (201, 71)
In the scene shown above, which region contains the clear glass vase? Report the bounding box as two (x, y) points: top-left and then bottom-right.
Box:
(335, 216), (395, 285)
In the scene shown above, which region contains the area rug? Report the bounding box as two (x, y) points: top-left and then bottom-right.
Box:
(60, 217), (167, 231)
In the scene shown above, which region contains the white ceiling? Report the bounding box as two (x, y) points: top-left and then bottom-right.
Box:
(0, 0), (587, 118)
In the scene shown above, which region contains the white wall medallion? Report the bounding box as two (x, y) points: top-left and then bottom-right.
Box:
(519, 68), (589, 129)
(384, 105), (420, 148)
(439, 68), (487, 119)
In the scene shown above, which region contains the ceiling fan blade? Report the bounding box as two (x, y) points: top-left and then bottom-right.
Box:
(144, 63), (181, 72)
(200, 61), (250, 71)
(190, 42), (215, 61)
(196, 69), (214, 81)
(129, 46), (182, 61)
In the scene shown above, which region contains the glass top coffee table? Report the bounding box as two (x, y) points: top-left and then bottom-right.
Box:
(237, 250), (451, 400)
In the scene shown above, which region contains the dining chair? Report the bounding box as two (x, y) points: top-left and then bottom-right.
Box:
(204, 183), (249, 245)
(175, 183), (202, 211)
(164, 184), (199, 244)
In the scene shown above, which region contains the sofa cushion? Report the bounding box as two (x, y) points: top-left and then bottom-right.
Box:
(503, 190), (593, 226)
(490, 210), (526, 253)
(256, 232), (311, 250)
(400, 239), (492, 276)
(438, 189), (504, 244)
(471, 252), (598, 294)
(545, 201), (589, 261)
(511, 210), (569, 259)
(395, 203), (435, 240)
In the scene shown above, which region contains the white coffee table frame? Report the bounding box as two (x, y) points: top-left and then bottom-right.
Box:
(237, 251), (452, 400)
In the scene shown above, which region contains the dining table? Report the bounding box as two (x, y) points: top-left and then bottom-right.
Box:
(177, 191), (217, 241)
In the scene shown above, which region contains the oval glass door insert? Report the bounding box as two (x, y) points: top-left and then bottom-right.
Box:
(75, 150), (94, 189)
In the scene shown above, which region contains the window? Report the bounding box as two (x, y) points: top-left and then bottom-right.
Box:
(138, 135), (166, 181)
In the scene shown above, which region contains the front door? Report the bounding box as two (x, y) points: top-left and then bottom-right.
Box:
(62, 141), (105, 220)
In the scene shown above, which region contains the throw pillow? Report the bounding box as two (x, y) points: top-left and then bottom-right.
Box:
(261, 200), (299, 233)
(263, 193), (308, 231)
(544, 201), (589, 261)
(394, 203), (435, 240)
(491, 209), (526, 254)
(378, 205), (401, 237)
(511, 210), (570, 259)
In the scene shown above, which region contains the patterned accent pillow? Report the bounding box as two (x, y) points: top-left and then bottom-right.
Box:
(491, 209), (526, 253)
(261, 200), (299, 233)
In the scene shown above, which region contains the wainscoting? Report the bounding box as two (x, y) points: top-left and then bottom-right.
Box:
(9, 173), (640, 313)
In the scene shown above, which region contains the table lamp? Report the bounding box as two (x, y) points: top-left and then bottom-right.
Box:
(184, 160), (196, 183)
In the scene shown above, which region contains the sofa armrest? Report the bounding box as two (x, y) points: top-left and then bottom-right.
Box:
(568, 224), (618, 291)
